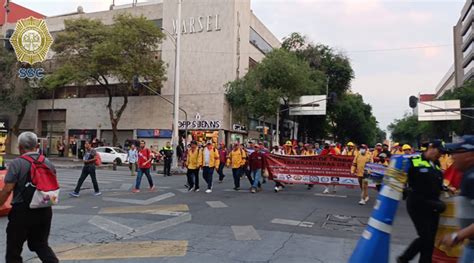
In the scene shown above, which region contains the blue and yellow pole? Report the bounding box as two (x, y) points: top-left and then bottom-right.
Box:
(349, 154), (411, 263)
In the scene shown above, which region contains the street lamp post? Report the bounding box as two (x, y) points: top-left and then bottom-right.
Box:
(171, 0), (182, 169)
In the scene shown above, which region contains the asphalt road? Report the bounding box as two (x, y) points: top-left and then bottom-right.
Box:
(0, 165), (417, 263)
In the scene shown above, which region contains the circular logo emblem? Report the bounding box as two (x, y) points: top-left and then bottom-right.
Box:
(9, 17), (54, 65)
(309, 176), (319, 183)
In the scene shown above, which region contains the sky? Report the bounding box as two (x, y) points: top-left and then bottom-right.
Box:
(13, 0), (465, 133)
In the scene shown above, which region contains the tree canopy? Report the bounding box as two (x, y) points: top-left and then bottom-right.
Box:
(388, 81), (474, 145)
(44, 13), (167, 145)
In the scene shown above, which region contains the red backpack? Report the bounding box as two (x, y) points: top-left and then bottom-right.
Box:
(20, 155), (60, 209)
(95, 152), (102, 166)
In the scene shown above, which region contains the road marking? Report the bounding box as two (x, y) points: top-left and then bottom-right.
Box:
(103, 192), (175, 205)
(131, 213), (192, 238)
(314, 193), (347, 198)
(55, 241), (188, 260)
(206, 201), (228, 208)
(177, 189), (189, 193)
(53, 205), (74, 210)
(89, 216), (134, 239)
(89, 213), (192, 239)
(231, 225), (261, 241)
(271, 218), (314, 228)
(99, 204), (189, 215)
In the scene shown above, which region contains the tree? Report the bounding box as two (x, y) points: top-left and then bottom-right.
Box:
(226, 49), (324, 120)
(329, 93), (379, 145)
(44, 14), (166, 145)
(439, 81), (474, 136)
(388, 114), (431, 146)
(0, 46), (47, 150)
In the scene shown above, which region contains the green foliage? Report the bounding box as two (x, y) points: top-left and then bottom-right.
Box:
(439, 81), (474, 136)
(388, 114), (430, 146)
(45, 13), (167, 145)
(389, 81), (474, 144)
(228, 32), (381, 145)
(226, 49), (323, 119)
(0, 46), (45, 136)
(329, 93), (379, 145)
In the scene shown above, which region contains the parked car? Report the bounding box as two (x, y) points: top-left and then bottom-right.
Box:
(94, 147), (128, 165)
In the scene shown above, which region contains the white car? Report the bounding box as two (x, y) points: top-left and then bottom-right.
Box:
(94, 147), (128, 165)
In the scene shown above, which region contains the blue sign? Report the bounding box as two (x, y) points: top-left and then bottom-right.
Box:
(18, 67), (45, 79)
(137, 129), (172, 138)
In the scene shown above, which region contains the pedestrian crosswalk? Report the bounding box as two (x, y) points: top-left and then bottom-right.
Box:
(56, 168), (136, 190)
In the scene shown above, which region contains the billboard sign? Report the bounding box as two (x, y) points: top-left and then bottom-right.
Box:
(289, 95), (327, 116)
(417, 100), (461, 121)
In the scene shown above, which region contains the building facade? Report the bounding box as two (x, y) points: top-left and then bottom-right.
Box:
(434, 0), (472, 98)
(1, 0), (280, 154)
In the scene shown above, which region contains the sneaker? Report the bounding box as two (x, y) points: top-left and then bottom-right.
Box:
(274, 186), (280, 193)
(93, 192), (102, 196)
(364, 196), (370, 202)
(262, 179), (267, 184)
(251, 188), (256, 193)
(205, 189), (212, 193)
(132, 188), (140, 193)
(233, 187), (240, 191)
(218, 180), (223, 184)
(69, 192), (80, 198)
(149, 186), (156, 192)
(358, 199), (366, 205)
(194, 188), (200, 192)
(187, 186), (194, 192)
(323, 188), (330, 194)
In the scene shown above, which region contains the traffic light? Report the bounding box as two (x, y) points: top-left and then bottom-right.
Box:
(132, 75), (141, 90)
(328, 92), (337, 104)
(4, 29), (14, 51)
(409, 96), (418, 109)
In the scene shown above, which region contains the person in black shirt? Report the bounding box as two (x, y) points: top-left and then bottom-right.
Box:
(398, 140), (446, 263)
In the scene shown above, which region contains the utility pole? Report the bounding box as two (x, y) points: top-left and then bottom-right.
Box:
(171, 0), (182, 169)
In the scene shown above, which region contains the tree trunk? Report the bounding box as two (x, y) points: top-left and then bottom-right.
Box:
(5, 101), (28, 153)
(105, 89), (129, 147)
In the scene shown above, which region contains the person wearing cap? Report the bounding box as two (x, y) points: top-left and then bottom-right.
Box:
(217, 143), (228, 183)
(398, 140), (446, 263)
(159, 142), (174, 177)
(274, 141), (297, 193)
(391, 143), (404, 155)
(283, 141), (297, 155)
(198, 141), (220, 193)
(351, 144), (373, 205)
(227, 143), (247, 191)
(249, 144), (266, 193)
(373, 143), (383, 159)
(440, 135), (474, 263)
(381, 143), (392, 159)
(402, 144), (412, 155)
(185, 141), (200, 192)
(374, 153), (389, 192)
(303, 144), (316, 156)
(342, 142), (358, 156)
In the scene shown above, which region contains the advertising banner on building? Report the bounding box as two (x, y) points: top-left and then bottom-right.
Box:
(266, 154), (362, 186)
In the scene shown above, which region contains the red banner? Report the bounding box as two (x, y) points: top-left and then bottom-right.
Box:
(266, 154), (362, 186)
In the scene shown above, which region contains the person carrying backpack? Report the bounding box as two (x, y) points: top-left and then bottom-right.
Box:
(70, 141), (101, 197)
(0, 132), (59, 263)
